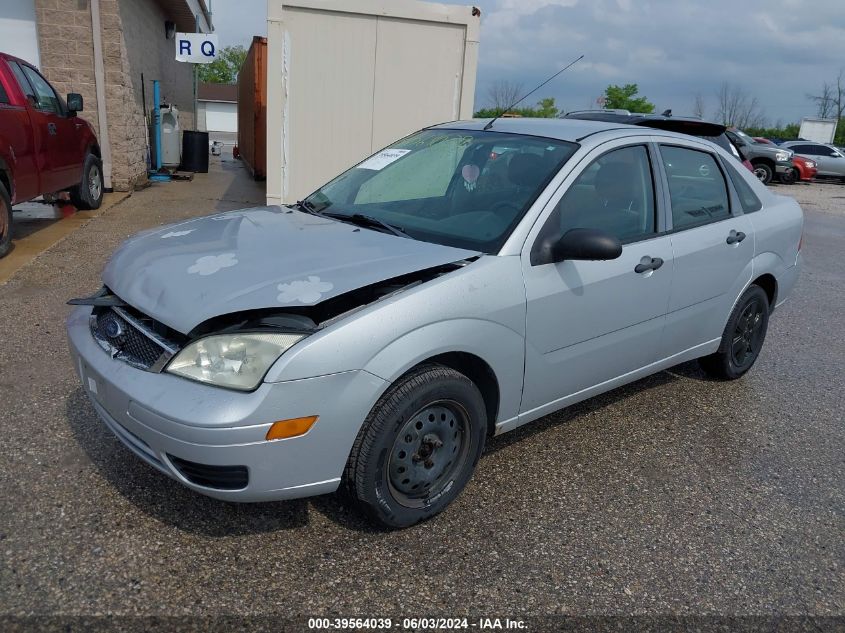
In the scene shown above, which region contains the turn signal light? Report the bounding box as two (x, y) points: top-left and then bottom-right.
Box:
(266, 416), (319, 441)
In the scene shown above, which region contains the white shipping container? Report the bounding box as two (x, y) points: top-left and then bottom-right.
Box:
(798, 118), (838, 144)
(266, 0), (480, 205)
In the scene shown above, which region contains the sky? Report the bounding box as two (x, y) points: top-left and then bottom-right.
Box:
(211, 0), (845, 125)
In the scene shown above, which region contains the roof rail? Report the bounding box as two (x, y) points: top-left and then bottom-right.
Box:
(564, 108), (632, 116)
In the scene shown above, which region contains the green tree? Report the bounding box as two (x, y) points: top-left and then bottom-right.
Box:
(603, 83), (655, 113)
(474, 97), (560, 119)
(197, 45), (247, 84)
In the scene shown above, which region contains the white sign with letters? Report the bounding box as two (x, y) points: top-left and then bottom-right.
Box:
(175, 33), (219, 64)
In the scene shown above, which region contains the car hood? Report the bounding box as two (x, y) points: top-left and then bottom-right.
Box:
(102, 206), (480, 334)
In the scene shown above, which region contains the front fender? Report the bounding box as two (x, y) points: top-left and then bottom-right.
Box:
(361, 319), (525, 425)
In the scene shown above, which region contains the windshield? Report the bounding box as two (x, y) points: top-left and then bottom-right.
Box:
(303, 129), (578, 253)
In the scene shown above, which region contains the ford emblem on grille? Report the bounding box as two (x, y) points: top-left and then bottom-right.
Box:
(104, 318), (124, 339)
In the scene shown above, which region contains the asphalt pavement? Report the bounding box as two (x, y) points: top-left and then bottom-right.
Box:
(0, 160), (842, 628)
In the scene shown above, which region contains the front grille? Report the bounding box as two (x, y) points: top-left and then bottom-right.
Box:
(168, 455), (249, 490)
(91, 306), (178, 371)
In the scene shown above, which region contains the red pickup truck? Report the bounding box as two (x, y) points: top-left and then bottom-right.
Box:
(0, 52), (102, 257)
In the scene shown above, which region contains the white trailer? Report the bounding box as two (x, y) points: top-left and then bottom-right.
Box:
(265, 0), (480, 205)
(799, 118), (838, 144)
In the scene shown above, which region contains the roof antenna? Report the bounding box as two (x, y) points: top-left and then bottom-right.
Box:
(483, 54), (584, 131)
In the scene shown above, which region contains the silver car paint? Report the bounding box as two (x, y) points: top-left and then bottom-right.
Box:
(102, 206), (479, 334)
(780, 141), (845, 178)
(67, 118), (804, 502)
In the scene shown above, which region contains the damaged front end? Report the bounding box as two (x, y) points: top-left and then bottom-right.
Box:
(69, 258), (476, 390)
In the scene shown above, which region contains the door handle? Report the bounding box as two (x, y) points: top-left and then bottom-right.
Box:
(726, 230), (746, 245)
(47, 122), (57, 136)
(634, 256), (664, 274)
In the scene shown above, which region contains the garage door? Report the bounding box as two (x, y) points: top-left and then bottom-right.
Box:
(0, 0), (40, 67)
(205, 102), (238, 133)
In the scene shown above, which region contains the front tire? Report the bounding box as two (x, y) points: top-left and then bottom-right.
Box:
(0, 181), (12, 258)
(752, 162), (773, 185)
(779, 168), (797, 185)
(69, 153), (104, 210)
(699, 285), (770, 380)
(344, 365), (487, 528)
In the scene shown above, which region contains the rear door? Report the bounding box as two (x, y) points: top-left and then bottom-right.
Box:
(19, 63), (82, 191)
(657, 141), (754, 357)
(520, 139), (674, 416)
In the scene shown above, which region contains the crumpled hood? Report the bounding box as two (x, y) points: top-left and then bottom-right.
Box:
(103, 206), (479, 334)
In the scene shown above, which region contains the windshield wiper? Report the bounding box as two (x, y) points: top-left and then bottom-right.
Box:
(293, 199), (323, 215)
(323, 212), (409, 238)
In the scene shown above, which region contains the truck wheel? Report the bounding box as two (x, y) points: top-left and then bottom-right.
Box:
(699, 285), (770, 380)
(752, 162), (773, 185)
(0, 181), (12, 258)
(69, 154), (104, 210)
(344, 365), (487, 529)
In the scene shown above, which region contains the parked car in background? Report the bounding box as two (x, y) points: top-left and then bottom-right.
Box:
(562, 109), (751, 164)
(0, 52), (103, 257)
(781, 141), (845, 182)
(68, 118), (803, 528)
(753, 137), (775, 145)
(789, 156), (818, 183)
(725, 128), (794, 185)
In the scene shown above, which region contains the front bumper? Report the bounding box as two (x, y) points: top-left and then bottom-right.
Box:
(775, 161), (794, 175)
(66, 306), (387, 502)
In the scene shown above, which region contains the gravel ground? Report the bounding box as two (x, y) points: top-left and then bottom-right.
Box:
(772, 179), (845, 216)
(0, 159), (842, 629)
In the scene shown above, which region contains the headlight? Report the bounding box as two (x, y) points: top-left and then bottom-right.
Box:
(166, 332), (305, 391)
(806, 160), (817, 168)
(775, 151), (790, 162)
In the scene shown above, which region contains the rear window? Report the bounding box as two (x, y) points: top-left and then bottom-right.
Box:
(724, 161), (763, 214)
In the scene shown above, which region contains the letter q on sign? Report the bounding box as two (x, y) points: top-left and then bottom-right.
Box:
(175, 33), (219, 64)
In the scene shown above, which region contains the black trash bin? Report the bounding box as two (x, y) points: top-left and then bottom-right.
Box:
(181, 130), (209, 173)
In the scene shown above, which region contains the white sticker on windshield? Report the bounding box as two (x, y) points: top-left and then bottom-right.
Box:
(357, 149), (411, 171)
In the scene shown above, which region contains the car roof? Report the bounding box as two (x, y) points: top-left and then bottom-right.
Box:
(430, 117), (642, 142)
(782, 140), (831, 146)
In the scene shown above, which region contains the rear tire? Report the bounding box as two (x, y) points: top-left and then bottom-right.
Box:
(699, 285), (770, 380)
(344, 365), (487, 529)
(0, 181), (12, 258)
(69, 153), (104, 210)
(752, 162), (773, 185)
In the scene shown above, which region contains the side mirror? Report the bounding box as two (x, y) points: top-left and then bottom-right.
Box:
(536, 228), (623, 265)
(66, 93), (83, 114)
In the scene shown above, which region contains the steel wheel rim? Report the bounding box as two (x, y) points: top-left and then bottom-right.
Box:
(89, 164), (102, 200)
(387, 399), (471, 509)
(753, 167), (768, 182)
(731, 298), (765, 368)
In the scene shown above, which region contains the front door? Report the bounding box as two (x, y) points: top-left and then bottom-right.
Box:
(19, 63), (82, 191)
(520, 141), (673, 418)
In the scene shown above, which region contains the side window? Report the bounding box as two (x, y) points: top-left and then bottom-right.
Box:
(539, 145), (656, 245)
(8, 62), (36, 105)
(796, 145), (819, 155)
(0, 80), (8, 104)
(21, 65), (62, 115)
(659, 145), (731, 230)
(724, 160), (763, 214)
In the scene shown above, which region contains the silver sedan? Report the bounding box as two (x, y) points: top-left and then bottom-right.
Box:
(67, 118), (803, 528)
(781, 141), (845, 180)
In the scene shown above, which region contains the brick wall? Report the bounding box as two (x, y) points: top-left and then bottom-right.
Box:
(35, 0), (100, 137)
(37, 0), (197, 191)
